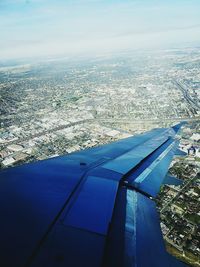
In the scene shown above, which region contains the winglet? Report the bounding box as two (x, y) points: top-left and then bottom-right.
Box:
(163, 174), (183, 186)
(174, 148), (187, 157)
(172, 121), (187, 134)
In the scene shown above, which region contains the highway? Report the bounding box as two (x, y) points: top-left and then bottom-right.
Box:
(173, 80), (200, 112)
(0, 119), (91, 147)
(96, 116), (200, 124)
(1, 116), (199, 149)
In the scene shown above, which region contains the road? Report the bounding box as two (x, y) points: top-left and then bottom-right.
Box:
(0, 119), (91, 148)
(160, 174), (198, 214)
(96, 116), (200, 124)
(1, 116), (199, 149)
(173, 80), (200, 112)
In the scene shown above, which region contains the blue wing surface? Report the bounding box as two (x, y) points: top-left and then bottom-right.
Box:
(0, 123), (188, 267)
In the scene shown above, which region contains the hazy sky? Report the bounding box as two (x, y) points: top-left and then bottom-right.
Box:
(1, 0), (200, 60)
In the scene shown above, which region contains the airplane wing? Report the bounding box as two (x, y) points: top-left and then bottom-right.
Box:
(0, 123), (188, 267)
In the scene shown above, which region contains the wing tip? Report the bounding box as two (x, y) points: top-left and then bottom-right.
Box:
(172, 121), (187, 134)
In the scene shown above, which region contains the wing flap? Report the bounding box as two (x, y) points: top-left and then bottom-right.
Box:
(103, 188), (187, 267)
(131, 141), (178, 197)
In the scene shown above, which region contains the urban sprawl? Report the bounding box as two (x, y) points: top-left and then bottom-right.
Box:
(0, 48), (200, 266)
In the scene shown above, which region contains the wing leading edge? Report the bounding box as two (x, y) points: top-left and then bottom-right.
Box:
(0, 123), (188, 267)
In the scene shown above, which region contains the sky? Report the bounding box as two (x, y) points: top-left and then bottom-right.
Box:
(0, 0), (200, 60)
